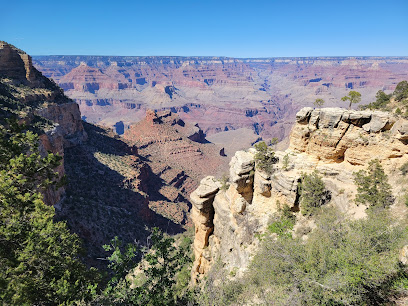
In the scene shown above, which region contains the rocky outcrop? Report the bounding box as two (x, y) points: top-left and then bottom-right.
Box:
(123, 110), (227, 183)
(123, 110), (228, 226)
(0, 42), (87, 206)
(191, 107), (408, 281)
(289, 107), (408, 165)
(0, 41), (38, 84)
(190, 176), (220, 275)
(36, 102), (87, 147)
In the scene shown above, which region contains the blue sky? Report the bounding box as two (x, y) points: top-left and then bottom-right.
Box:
(1, 0), (407, 57)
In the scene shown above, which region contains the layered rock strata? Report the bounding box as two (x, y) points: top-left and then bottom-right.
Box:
(123, 110), (228, 225)
(0, 41), (87, 205)
(191, 107), (408, 281)
(33, 55), (408, 145)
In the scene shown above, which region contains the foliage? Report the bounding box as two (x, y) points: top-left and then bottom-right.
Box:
(0, 122), (99, 305)
(341, 90), (362, 109)
(100, 228), (192, 305)
(354, 159), (394, 208)
(394, 80), (408, 102)
(282, 153), (290, 171)
(361, 90), (391, 110)
(400, 161), (408, 176)
(254, 141), (278, 174)
(219, 173), (230, 191)
(299, 171), (330, 216)
(267, 204), (295, 239)
(203, 207), (408, 305)
(313, 98), (325, 108)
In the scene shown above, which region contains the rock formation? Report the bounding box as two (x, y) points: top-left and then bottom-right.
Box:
(191, 107), (408, 281)
(122, 110), (228, 226)
(0, 41), (87, 205)
(33, 55), (408, 148)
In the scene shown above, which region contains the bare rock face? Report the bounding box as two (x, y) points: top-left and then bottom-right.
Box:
(36, 102), (87, 147)
(0, 41), (87, 206)
(191, 107), (408, 281)
(289, 107), (406, 165)
(0, 41), (38, 84)
(123, 110), (227, 185)
(190, 176), (220, 276)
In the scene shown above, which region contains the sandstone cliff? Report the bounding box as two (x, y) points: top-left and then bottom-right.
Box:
(0, 41), (87, 205)
(191, 107), (408, 281)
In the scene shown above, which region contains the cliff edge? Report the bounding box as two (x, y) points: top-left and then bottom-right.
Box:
(0, 41), (87, 205)
(191, 107), (408, 281)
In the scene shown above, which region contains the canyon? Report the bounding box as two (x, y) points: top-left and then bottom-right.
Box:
(33, 55), (408, 153)
(0, 41), (87, 206)
(191, 106), (408, 281)
(3, 40), (408, 303)
(0, 41), (229, 261)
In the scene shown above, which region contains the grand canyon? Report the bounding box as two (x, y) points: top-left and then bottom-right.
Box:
(33, 56), (408, 152)
(2, 35), (408, 306)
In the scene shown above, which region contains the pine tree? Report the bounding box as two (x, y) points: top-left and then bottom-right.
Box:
(354, 159), (394, 208)
(0, 122), (98, 304)
(101, 228), (191, 305)
(341, 91), (362, 109)
(299, 171), (330, 215)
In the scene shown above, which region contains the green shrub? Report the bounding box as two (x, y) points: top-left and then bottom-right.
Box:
(219, 174), (230, 191)
(282, 153), (290, 171)
(394, 80), (408, 102)
(401, 162), (408, 176)
(299, 171), (331, 216)
(354, 159), (394, 208)
(361, 90), (391, 110)
(265, 203), (296, 239)
(100, 228), (192, 305)
(254, 141), (278, 174)
(207, 207), (408, 305)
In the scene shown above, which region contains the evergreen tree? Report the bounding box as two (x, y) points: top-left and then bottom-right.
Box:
(394, 80), (408, 101)
(254, 141), (278, 174)
(313, 98), (325, 108)
(101, 228), (191, 305)
(354, 159), (394, 208)
(299, 171), (330, 215)
(341, 91), (362, 109)
(0, 122), (98, 304)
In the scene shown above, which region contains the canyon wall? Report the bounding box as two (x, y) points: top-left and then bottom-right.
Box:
(33, 55), (408, 151)
(0, 41), (87, 206)
(191, 107), (408, 281)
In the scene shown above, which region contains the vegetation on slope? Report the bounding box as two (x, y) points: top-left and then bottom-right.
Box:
(299, 171), (331, 216)
(0, 123), (99, 304)
(200, 206), (408, 305)
(361, 80), (408, 115)
(198, 161), (408, 305)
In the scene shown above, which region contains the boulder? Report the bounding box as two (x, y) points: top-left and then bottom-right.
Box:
(399, 245), (408, 265)
(317, 108), (344, 129)
(230, 151), (255, 177)
(362, 111), (396, 133)
(295, 107), (313, 123)
(194, 176), (221, 198)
